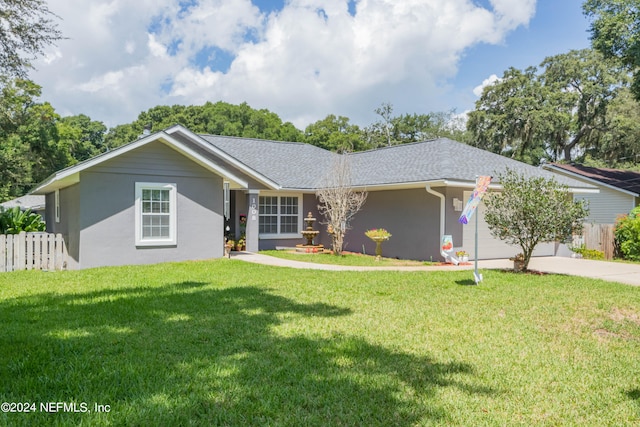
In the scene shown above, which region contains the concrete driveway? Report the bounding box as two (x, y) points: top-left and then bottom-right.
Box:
(477, 257), (640, 287)
(231, 252), (640, 286)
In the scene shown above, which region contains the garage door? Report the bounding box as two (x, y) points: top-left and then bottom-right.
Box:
(461, 191), (554, 260)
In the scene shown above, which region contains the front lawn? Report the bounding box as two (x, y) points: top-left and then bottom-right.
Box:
(1, 261), (639, 425)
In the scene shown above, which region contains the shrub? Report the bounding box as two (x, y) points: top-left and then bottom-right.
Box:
(615, 207), (640, 260)
(571, 244), (605, 260)
(0, 206), (46, 234)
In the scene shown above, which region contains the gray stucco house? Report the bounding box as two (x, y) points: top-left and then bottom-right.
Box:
(31, 125), (595, 269)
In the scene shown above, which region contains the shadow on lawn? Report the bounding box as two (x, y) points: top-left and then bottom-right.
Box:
(1, 281), (492, 426)
(627, 388), (640, 405)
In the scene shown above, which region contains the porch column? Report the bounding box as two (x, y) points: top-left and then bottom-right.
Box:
(245, 190), (260, 252)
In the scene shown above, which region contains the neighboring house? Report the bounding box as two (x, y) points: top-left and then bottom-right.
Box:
(30, 125), (595, 269)
(0, 194), (46, 217)
(544, 163), (640, 224)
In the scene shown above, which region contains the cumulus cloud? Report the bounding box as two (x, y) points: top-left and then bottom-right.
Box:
(473, 74), (501, 97)
(31, 0), (537, 128)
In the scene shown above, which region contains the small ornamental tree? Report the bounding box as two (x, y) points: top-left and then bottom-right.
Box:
(317, 155), (367, 255)
(484, 169), (589, 271)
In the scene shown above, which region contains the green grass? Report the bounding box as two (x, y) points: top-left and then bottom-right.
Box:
(260, 249), (435, 266)
(1, 260), (640, 426)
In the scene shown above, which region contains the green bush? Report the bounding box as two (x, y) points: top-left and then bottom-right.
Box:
(614, 206), (640, 260)
(0, 206), (46, 234)
(571, 244), (605, 260)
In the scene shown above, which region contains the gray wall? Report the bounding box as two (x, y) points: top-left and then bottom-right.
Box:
(343, 188), (441, 261)
(46, 184), (81, 269)
(52, 141), (225, 269)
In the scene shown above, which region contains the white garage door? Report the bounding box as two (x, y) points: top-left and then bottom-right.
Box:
(461, 192), (554, 260)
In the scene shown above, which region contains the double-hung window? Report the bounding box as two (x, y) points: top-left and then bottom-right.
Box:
(259, 194), (301, 238)
(135, 182), (177, 246)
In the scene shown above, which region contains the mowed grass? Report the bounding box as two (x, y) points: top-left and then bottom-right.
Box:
(1, 260), (639, 426)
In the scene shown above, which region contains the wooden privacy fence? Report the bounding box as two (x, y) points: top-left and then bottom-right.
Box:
(579, 223), (615, 260)
(0, 232), (67, 272)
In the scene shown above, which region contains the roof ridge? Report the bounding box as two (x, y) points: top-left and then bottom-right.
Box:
(348, 138), (442, 155)
(199, 133), (319, 148)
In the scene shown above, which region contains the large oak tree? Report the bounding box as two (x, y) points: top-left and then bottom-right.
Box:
(468, 49), (627, 164)
(0, 0), (63, 78)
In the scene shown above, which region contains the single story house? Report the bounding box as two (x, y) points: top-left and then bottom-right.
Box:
(544, 163), (640, 224)
(30, 125), (595, 269)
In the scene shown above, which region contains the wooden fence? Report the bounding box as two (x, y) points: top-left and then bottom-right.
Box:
(0, 232), (67, 272)
(579, 223), (616, 260)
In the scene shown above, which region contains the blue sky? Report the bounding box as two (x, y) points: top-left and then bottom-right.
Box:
(33, 0), (592, 130)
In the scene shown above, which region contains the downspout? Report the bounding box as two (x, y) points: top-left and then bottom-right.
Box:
(425, 184), (458, 265)
(425, 184), (445, 240)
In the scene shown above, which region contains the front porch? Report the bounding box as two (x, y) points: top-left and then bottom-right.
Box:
(224, 190), (327, 252)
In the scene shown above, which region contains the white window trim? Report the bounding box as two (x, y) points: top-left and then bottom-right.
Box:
(258, 192), (303, 239)
(54, 189), (60, 223)
(134, 182), (177, 247)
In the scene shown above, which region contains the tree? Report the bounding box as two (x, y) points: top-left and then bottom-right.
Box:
(365, 103), (471, 149)
(584, 0), (640, 99)
(316, 155), (367, 255)
(0, 0), (63, 78)
(587, 87), (640, 166)
(57, 114), (107, 163)
(104, 101), (304, 148)
(483, 169), (589, 271)
(0, 78), (64, 199)
(468, 49), (627, 164)
(304, 114), (364, 152)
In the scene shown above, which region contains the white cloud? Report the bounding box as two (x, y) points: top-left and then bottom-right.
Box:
(31, 0), (537, 128)
(473, 74), (501, 97)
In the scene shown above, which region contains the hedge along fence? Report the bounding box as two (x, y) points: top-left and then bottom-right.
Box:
(0, 232), (67, 272)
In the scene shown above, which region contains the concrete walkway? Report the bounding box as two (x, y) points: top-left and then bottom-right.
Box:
(230, 252), (640, 286)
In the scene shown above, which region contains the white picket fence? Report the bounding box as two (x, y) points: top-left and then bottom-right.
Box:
(0, 232), (67, 272)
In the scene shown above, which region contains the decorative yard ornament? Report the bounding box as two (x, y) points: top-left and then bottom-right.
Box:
(459, 176), (492, 225)
(459, 176), (492, 284)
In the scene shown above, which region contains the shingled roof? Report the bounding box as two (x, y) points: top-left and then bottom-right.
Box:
(203, 133), (593, 190)
(347, 138), (585, 187)
(547, 163), (640, 196)
(201, 134), (337, 190)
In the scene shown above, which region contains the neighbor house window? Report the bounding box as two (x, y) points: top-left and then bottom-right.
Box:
(135, 182), (177, 246)
(259, 194), (301, 237)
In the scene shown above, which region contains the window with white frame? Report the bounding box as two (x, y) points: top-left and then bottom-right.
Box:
(259, 194), (301, 237)
(135, 182), (177, 246)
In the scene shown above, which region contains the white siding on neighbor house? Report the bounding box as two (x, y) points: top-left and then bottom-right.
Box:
(461, 192), (554, 260)
(574, 186), (635, 224)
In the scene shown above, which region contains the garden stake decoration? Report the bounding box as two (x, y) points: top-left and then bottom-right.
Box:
(459, 175), (492, 284)
(365, 228), (392, 260)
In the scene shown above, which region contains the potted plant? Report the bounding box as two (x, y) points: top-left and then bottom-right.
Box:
(365, 228), (392, 260)
(455, 250), (469, 263)
(510, 253), (526, 272)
